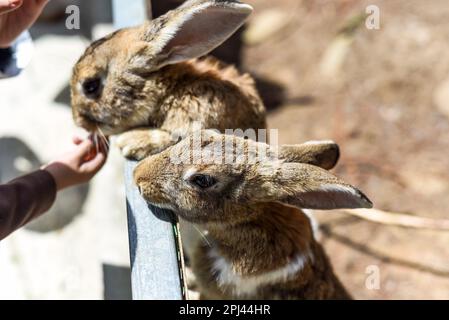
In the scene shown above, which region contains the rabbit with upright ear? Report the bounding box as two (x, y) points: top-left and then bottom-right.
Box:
(133, 130), (373, 299)
(71, 0), (265, 160)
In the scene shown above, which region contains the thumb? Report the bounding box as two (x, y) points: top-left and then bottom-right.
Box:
(0, 0), (22, 15)
(80, 152), (106, 173)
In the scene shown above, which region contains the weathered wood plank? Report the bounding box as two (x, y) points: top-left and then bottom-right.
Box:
(125, 161), (183, 300)
(113, 0), (184, 300)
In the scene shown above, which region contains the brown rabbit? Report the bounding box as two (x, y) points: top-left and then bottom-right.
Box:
(133, 130), (373, 299)
(71, 0), (265, 160)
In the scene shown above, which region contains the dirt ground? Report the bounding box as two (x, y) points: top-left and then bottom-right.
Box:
(3, 0), (448, 300)
(240, 0), (449, 299)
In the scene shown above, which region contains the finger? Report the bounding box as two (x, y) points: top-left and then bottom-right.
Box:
(73, 139), (96, 164)
(0, 0), (23, 15)
(72, 136), (83, 145)
(80, 152), (106, 173)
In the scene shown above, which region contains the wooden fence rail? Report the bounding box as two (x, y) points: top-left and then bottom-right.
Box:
(113, 0), (185, 300)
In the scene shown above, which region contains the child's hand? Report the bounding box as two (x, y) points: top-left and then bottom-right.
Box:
(43, 136), (108, 191)
(0, 0), (49, 47)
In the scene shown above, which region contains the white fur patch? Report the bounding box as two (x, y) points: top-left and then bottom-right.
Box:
(183, 167), (198, 181)
(302, 140), (335, 146)
(302, 209), (321, 241)
(121, 146), (132, 157)
(208, 247), (310, 297)
(116, 134), (127, 146)
(148, 130), (164, 145)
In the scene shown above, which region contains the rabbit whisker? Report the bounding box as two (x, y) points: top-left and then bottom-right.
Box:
(94, 133), (100, 154)
(193, 225), (212, 248)
(96, 126), (110, 151)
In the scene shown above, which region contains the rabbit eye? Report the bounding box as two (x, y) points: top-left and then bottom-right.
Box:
(82, 78), (102, 98)
(189, 174), (217, 189)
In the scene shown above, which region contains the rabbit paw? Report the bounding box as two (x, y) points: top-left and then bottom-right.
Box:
(116, 129), (172, 160)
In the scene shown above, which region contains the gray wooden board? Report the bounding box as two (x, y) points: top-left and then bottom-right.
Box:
(113, 0), (184, 300)
(125, 161), (183, 300)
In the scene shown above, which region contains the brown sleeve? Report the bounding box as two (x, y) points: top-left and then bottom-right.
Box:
(0, 170), (57, 240)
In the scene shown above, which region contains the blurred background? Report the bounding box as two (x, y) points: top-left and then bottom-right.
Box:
(1, 0), (449, 299)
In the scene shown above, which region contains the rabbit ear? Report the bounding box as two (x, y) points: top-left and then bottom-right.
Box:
(249, 162), (373, 210)
(147, 0), (252, 67)
(279, 140), (340, 170)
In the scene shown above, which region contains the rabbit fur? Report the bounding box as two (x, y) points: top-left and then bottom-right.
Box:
(133, 130), (373, 299)
(71, 0), (265, 160)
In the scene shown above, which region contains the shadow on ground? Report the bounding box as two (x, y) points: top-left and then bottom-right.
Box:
(103, 264), (132, 300)
(0, 136), (89, 232)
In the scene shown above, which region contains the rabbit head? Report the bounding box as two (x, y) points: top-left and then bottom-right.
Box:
(71, 0), (253, 135)
(133, 130), (372, 224)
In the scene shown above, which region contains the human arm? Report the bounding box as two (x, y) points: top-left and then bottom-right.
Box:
(0, 137), (107, 240)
